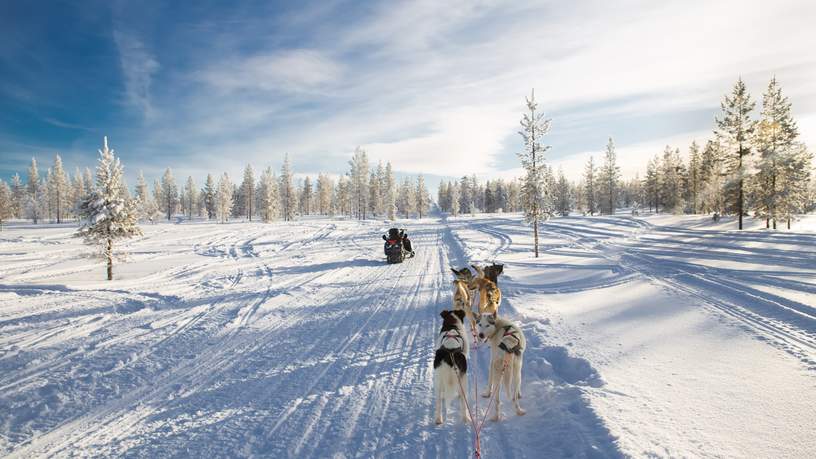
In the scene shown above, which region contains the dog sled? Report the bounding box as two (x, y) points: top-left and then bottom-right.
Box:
(382, 228), (414, 264)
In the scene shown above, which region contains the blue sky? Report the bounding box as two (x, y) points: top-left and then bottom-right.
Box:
(2, 0), (815, 188)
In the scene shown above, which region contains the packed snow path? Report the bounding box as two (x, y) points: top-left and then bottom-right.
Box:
(1, 215), (814, 457)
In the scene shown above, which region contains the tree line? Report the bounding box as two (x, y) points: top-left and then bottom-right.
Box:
(0, 147), (435, 229)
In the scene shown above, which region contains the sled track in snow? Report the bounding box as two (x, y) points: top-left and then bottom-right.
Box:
(537, 218), (816, 366)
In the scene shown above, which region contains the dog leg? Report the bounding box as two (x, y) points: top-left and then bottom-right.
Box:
(513, 358), (526, 416)
(491, 391), (501, 422)
(481, 358), (494, 398)
(434, 380), (443, 424)
(459, 376), (471, 424)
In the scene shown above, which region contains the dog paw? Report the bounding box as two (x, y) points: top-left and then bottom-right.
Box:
(481, 391), (492, 398)
(490, 414), (500, 422)
(516, 408), (526, 416)
(463, 416), (472, 425)
(435, 416), (443, 425)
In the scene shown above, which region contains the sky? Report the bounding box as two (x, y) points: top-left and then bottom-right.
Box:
(1, 0), (815, 190)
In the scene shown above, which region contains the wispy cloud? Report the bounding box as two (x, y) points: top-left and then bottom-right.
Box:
(200, 49), (343, 94)
(113, 30), (159, 119)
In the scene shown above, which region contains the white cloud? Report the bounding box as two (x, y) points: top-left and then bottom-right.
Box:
(200, 49), (343, 94)
(113, 30), (159, 119)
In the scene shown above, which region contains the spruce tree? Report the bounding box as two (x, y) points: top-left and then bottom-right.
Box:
(76, 137), (142, 281)
(0, 180), (12, 230)
(583, 156), (597, 215)
(715, 78), (756, 229)
(517, 89), (553, 257)
(753, 77), (799, 229)
(203, 174), (216, 219)
(240, 165), (255, 221)
(280, 154), (296, 221)
(597, 137), (620, 214)
(161, 168), (179, 221)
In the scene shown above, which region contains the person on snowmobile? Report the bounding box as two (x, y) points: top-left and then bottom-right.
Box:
(401, 231), (414, 256)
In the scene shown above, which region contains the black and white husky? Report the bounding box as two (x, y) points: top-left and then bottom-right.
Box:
(476, 313), (526, 421)
(434, 309), (471, 425)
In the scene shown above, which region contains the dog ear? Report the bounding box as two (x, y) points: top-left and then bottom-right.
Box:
(451, 267), (460, 276)
(439, 310), (450, 319)
(471, 265), (484, 277)
(453, 309), (466, 322)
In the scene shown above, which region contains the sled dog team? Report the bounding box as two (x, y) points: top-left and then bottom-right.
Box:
(434, 263), (526, 425)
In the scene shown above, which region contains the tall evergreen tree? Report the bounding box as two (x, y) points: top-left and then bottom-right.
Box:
(384, 162), (396, 220)
(597, 137), (620, 214)
(583, 156), (597, 216)
(555, 168), (571, 216)
(26, 157), (44, 223)
(416, 174), (430, 219)
(161, 168), (179, 221)
(687, 141), (702, 213)
(49, 154), (69, 223)
(203, 174), (216, 219)
(76, 137), (142, 280)
(10, 173), (24, 219)
(258, 166), (279, 222)
(753, 77), (799, 229)
(348, 147), (369, 220)
(216, 173), (233, 223)
(183, 176), (197, 219)
(279, 154), (296, 221)
(0, 180), (12, 230)
(240, 165), (255, 221)
(715, 78), (756, 229)
(517, 89), (553, 257)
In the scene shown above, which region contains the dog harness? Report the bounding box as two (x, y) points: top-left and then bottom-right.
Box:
(498, 325), (522, 355)
(440, 330), (465, 351)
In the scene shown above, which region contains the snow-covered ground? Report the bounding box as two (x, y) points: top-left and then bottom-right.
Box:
(1, 214), (814, 457)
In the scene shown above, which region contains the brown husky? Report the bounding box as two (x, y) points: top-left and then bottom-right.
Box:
(468, 265), (502, 316)
(451, 278), (475, 330)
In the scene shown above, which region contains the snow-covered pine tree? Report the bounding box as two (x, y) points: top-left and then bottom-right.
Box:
(348, 147), (369, 220)
(438, 181), (449, 212)
(458, 176), (471, 216)
(555, 168), (571, 216)
(517, 89), (553, 257)
(183, 176), (197, 220)
(449, 182), (460, 216)
(161, 168), (179, 221)
(660, 146), (685, 213)
(369, 162), (382, 217)
(316, 173), (334, 216)
(49, 154), (69, 223)
(384, 162), (396, 220)
(398, 177), (416, 217)
(597, 137), (620, 215)
(643, 155), (660, 213)
(699, 140), (725, 214)
(416, 174), (430, 219)
(752, 77), (799, 229)
(71, 169), (85, 222)
(76, 137), (142, 281)
(10, 173), (24, 219)
(583, 156), (597, 216)
(334, 176), (352, 217)
(257, 166), (279, 222)
(280, 154), (296, 221)
(203, 174), (216, 219)
(239, 165), (255, 221)
(776, 142), (813, 229)
(134, 171), (150, 221)
(0, 180), (12, 230)
(300, 176), (313, 215)
(470, 174), (480, 215)
(687, 141), (702, 213)
(715, 78), (757, 229)
(216, 172), (233, 223)
(26, 157), (44, 223)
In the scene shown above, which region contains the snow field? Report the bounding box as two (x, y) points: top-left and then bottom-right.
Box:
(1, 213), (815, 457)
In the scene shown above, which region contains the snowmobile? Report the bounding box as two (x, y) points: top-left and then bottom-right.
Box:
(382, 228), (414, 264)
